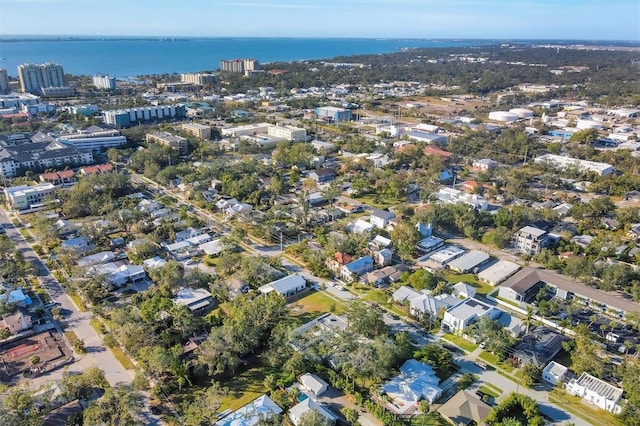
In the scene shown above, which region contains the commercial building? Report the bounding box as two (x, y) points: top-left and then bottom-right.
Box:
(315, 106), (352, 122)
(180, 73), (217, 85)
(447, 250), (491, 273)
(267, 124), (307, 141)
(4, 183), (56, 211)
(0, 69), (10, 95)
(181, 123), (212, 140)
(146, 131), (189, 155)
(0, 138), (94, 178)
(220, 123), (271, 138)
(534, 153), (614, 176)
(0, 92), (41, 109)
(17, 63), (66, 94)
(566, 372), (623, 414)
(92, 74), (116, 90)
(477, 260), (520, 286)
(101, 104), (186, 127)
(40, 86), (74, 97)
(56, 126), (127, 151)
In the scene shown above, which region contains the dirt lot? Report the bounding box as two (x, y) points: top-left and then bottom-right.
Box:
(0, 329), (72, 383)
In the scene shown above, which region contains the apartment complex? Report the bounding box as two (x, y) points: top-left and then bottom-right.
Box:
(102, 104), (186, 127)
(17, 63), (66, 95)
(315, 106), (352, 122)
(146, 131), (189, 155)
(267, 124), (307, 141)
(512, 225), (556, 255)
(180, 73), (217, 85)
(0, 69), (10, 95)
(181, 123), (212, 140)
(220, 59), (259, 74)
(0, 137), (94, 178)
(4, 183), (56, 211)
(92, 74), (116, 90)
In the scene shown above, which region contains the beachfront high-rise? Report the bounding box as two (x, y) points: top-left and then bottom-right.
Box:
(220, 59), (259, 74)
(93, 74), (117, 91)
(17, 62), (66, 94)
(0, 69), (10, 95)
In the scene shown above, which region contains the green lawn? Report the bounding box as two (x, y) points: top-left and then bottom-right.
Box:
(479, 384), (501, 398)
(287, 291), (345, 326)
(362, 288), (390, 305)
(109, 346), (136, 370)
(64, 330), (80, 345)
(68, 293), (87, 311)
(442, 272), (493, 296)
(409, 412), (450, 426)
(441, 333), (479, 353)
(219, 358), (280, 411)
(549, 389), (623, 426)
(478, 351), (515, 373)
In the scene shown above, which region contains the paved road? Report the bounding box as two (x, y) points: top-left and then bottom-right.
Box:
(0, 208), (135, 387)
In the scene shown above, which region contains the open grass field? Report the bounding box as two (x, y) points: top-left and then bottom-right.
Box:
(442, 272), (493, 296)
(287, 290), (345, 326)
(441, 333), (478, 353)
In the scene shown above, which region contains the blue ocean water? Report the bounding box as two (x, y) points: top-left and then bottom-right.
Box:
(0, 37), (485, 78)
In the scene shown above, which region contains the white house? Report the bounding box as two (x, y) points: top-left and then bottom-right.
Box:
(380, 359), (443, 414)
(442, 297), (502, 332)
(299, 373), (329, 397)
(370, 209), (396, 229)
(258, 275), (306, 297)
(216, 394), (282, 426)
(566, 372), (623, 414)
(172, 287), (215, 314)
(289, 398), (337, 426)
(542, 361), (568, 386)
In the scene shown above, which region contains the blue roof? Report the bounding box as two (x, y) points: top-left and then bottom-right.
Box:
(345, 255), (373, 272)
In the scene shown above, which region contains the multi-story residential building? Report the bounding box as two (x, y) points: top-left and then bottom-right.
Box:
(267, 124), (307, 141)
(56, 126), (127, 151)
(146, 131), (189, 155)
(66, 104), (99, 116)
(315, 106), (352, 122)
(180, 73), (217, 85)
(220, 59), (259, 74)
(101, 104), (186, 127)
(4, 183), (56, 211)
(0, 138), (94, 178)
(92, 74), (116, 90)
(181, 123), (211, 140)
(512, 225), (556, 255)
(0, 69), (10, 95)
(566, 373), (623, 414)
(442, 297), (502, 332)
(17, 63), (66, 94)
(0, 92), (41, 109)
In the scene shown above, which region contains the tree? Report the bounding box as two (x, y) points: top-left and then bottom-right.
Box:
(1, 387), (42, 426)
(83, 384), (144, 426)
(73, 339), (86, 353)
(346, 301), (388, 338)
(520, 364), (542, 387)
(414, 344), (454, 372)
(456, 373), (477, 391)
(391, 221), (419, 263)
(61, 367), (108, 400)
(341, 407), (360, 425)
(182, 382), (228, 426)
(406, 269), (437, 291)
(485, 393), (544, 426)
(297, 409), (332, 426)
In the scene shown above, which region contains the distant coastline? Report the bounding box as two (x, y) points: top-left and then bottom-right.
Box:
(0, 37), (637, 77)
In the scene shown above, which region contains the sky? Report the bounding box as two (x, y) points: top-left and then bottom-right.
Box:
(0, 0), (638, 40)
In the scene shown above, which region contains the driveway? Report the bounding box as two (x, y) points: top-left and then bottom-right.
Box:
(316, 388), (383, 426)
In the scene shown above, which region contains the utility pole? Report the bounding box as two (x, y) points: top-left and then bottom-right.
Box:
(280, 231), (283, 252)
(523, 147), (528, 165)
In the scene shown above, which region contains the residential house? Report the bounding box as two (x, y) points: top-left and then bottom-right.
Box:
(60, 236), (93, 253)
(513, 327), (567, 367)
(340, 256), (373, 282)
(372, 248), (393, 266)
(364, 265), (401, 287)
(0, 288), (33, 307)
(349, 219), (375, 234)
(542, 361), (569, 386)
(0, 311), (32, 334)
(380, 359), (443, 414)
(308, 168), (336, 183)
(299, 373), (329, 397)
(77, 250), (115, 268)
(498, 269), (546, 304)
(89, 262), (146, 288)
(447, 250), (491, 273)
(410, 293), (460, 320)
(258, 275), (306, 297)
(627, 223), (640, 241)
(477, 260), (520, 286)
(172, 287), (215, 315)
(200, 239), (224, 256)
(79, 164), (113, 175)
(442, 297), (502, 332)
(416, 236), (445, 255)
(143, 256), (167, 270)
(438, 390), (492, 426)
(566, 372), (623, 414)
(39, 170), (76, 186)
(512, 225), (558, 255)
(216, 394), (282, 426)
(452, 282), (476, 299)
(472, 158), (498, 171)
(54, 219), (77, 235)
(370, 209), (396, 229)
(289, 398), (337, 426)
(174, 227), (201, 242)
